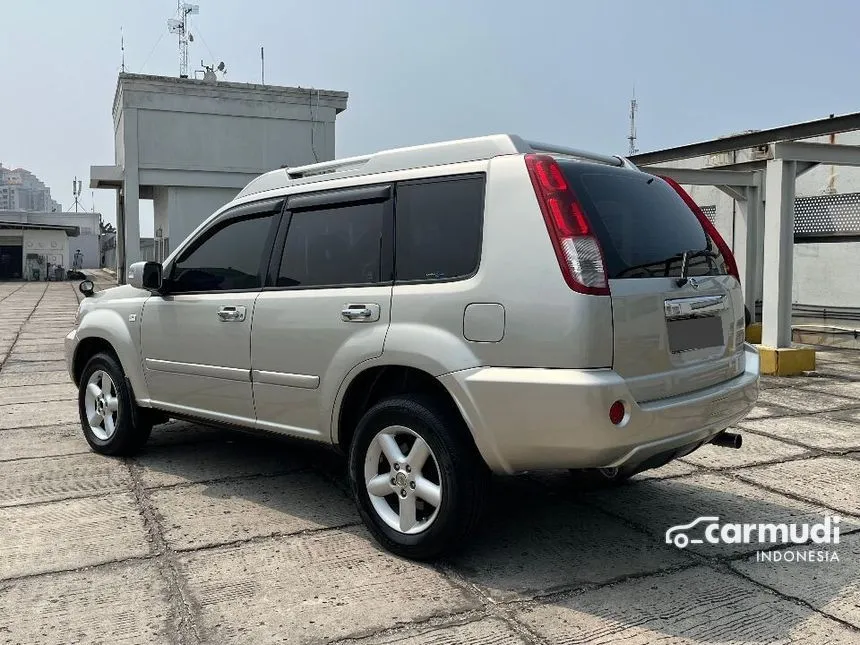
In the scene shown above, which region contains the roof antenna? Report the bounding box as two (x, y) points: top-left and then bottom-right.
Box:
(167, 2), (199, 78)
(261, 46), (265, 85)
(628, 85), (639, 156)
(120, 26), (126, 73)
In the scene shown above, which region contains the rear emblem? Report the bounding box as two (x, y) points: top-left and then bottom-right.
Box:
(688, 278), (700, 290)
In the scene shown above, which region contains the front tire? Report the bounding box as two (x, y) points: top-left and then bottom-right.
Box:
(348, 395), (488, 560)
(78, 352), (152, 456)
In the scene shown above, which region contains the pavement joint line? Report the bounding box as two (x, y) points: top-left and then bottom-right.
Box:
(0, 422), (82, 433)
(719, 561), (860, 634)
(323, 609), (500, 645)
(712, 469), (860, 520)
(0, 398), (76, 407)
(0, 553), (161, 585)
(0, 449), (92, 464)
(745, 404), (860, 421)
(520, 560), (705, 607)
(124, 459), (202, 645)
(0, 487), (138, 511)
(734, 422), (860, 454)
(0, 283), (29, 304)
(679, 448), (831, 472)
(0, 283), (48, 374)
(0, 381), (74, 389)
(137, 464), (315, 492)
(170, 520), (365, 554)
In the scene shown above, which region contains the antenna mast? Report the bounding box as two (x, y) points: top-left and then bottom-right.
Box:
(120, 26), (125, 73)
(69, 177), (83, 213)
(168, 2), (199, 78)
(627, 86), (638, 156)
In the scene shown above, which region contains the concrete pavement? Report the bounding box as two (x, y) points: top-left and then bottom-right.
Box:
(0, 279), (858, 644)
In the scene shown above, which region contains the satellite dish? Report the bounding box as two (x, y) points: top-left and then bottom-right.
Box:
(217, 61), (225, 72)
(188, 32), (194, 42)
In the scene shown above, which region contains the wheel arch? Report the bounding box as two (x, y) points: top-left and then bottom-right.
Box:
(73, 309), (150, 403)
(334, 364), (481, 462)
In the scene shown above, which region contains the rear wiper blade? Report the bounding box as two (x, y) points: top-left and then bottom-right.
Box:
(615, 248), (717, 280)
(676, 248), (718, 287)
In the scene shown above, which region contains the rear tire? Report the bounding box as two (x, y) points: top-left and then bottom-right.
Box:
(78, 352), (152, 456)
(348, 395), (488, 560)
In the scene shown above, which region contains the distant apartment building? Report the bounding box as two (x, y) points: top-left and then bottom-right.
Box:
(0, 164), (61, 212)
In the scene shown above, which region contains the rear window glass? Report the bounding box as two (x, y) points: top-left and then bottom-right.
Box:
(559, 161), (727, 279)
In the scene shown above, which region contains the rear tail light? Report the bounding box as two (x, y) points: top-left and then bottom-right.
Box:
(525, 154), (609, 296)
(659, 175), (741, 284)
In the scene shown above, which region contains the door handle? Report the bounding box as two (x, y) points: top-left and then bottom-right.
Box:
(217, 305), (247, 322)
(341, 303), (380, 322)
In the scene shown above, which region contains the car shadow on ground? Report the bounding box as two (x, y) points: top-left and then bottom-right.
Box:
(132, 420), (857, 642)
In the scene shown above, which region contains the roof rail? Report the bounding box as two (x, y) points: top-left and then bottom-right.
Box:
(237, 135), (628, 199)
(287, 154), (374, 179)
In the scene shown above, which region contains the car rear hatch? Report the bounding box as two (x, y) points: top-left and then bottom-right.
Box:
(558, 161), (746, 403)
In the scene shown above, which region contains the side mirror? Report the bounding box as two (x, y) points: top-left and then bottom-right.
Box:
(128, 261), (163, 291)
(79, 280), (95, 297)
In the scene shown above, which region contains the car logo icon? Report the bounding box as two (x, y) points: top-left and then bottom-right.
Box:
(665, 516), (720, 548)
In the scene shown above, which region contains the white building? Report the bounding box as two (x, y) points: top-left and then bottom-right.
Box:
(0, 210), (100, 278)
(0, 165), (62, 212)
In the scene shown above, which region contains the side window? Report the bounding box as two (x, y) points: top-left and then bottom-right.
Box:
(170, 214), (276, 293)
(277, 201), (386, 287)
(395, 174), (484, 282)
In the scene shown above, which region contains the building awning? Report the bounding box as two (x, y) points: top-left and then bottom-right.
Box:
(90, 165), (124, 189)
(0, 221), (80, 237)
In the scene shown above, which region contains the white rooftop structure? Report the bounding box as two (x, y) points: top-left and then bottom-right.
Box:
(91, 73), (348, 281)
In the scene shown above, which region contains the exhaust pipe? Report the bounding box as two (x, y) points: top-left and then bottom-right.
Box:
(710, 431), (742, 449)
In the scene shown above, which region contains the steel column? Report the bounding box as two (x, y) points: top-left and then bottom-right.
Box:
(762, 159), (797, 347)
(735, 184), (763, 317)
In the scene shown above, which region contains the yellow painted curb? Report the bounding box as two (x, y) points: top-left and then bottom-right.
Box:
(755, 345), (816, 376)
(745, 323), (762, 344)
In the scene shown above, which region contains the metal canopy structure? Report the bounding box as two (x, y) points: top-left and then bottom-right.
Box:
(630, 111), (860, 166)
(762, 142), (860, 347)
(640, 137), (860, 352)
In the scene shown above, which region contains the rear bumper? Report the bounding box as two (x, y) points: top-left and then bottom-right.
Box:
(439, 344), (760, 474)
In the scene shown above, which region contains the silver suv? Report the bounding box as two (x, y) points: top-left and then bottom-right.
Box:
(66, 135), (759, 559)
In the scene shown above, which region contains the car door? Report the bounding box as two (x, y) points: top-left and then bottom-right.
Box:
(140, 198), (282, 424)
(251, 184), (394, 439)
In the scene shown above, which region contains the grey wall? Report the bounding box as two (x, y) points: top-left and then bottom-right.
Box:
(166, 186), (241, 252)
(70, 234), (100, 269)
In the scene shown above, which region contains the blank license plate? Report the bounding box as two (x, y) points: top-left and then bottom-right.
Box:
(667, 316), (724, 353)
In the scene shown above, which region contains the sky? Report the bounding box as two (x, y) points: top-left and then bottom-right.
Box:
(3, 0), (860, 235)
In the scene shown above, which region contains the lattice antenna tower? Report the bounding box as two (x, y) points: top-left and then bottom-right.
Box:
(168, 2), (199, 78)
(628, 86), (639, 156)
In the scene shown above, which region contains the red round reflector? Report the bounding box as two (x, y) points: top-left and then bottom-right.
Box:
(609, 401), (625, 425)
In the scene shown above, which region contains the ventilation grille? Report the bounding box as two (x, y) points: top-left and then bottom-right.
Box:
(795, 192), (860, 237)
(699, 205), (717, 224)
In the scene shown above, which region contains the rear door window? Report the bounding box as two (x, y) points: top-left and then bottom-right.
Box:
(558, 161), (727, 279)
(277, 200), (387, 288)
(395, 174), (484, 282)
